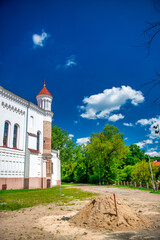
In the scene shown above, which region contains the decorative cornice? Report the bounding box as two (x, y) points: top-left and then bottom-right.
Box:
(1, 101), (25, 115)
(0, 86), (28, 107)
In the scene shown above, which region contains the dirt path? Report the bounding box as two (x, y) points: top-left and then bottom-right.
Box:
(0, 185), (160, 240)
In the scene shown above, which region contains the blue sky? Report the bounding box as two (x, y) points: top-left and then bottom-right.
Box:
(1, 0), (160, 156)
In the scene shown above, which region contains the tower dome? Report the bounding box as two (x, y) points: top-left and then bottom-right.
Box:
(36, 82), (53, 111)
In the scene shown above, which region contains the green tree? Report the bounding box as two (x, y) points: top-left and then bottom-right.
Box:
(131, 160), (158, 184)
(51, 125), (76, 182)
(124, 144), (147, 166)
(86, 124), (128, 184)
(73, 145), (89, 183)
(117, 165), (134, 182)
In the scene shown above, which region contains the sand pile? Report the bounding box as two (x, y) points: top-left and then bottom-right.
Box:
(70, 195), (150, 231)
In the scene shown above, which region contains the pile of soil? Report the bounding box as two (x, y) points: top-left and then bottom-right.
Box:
(70, 195), (150, 231)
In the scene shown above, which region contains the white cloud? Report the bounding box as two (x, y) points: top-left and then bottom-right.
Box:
(135, 139), (153, 149)
(124, 137), (128, 140)
(123, 122), (134, 127)
(69, 134), (74, 139)
(155, 141), (159, 143)
(76, 137), (90, 145)
(32, 30), (49, 47)
(56, 55), (77, 70)
(64, 55), (77, 68)
(148, 146), (158, 151)
(146, 150), (160, 157)
(108, 114), (124, 122)
(136, 116), (160, 139)
(80, 86), (144, 120)
(136, 141), (145, 149)
(145, 139), (153, 144)
(136, 119), (151, 126)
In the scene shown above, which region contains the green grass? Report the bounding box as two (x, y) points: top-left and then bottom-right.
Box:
(0, 186), (98, 211)
(61, 182), (77, 185)
(114, 184), (160, 194)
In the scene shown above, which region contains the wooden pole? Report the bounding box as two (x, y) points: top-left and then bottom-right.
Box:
(113, 193), (118, 216)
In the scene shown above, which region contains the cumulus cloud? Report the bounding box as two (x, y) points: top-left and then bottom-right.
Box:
(123, 122), (134, 127)
(76, 137), (90, 145)
(136, 141), (145, 149)
(80, 86), (144, 120)
(146, 150), (160, 157)
(136, 119), (151, 126)
(108, 114), (124, 122)
(136, 116), (160, 139)
(32, 30), (49, 47)
(135, 139), (153, 149)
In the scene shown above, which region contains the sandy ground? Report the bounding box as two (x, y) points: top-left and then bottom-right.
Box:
(0, 185), (160, 240)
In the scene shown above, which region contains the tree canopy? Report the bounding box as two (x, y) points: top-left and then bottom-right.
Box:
(51, 124), (160, 184)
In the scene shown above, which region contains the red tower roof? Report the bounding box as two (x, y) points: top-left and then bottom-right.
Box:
(37, 84), (52, 97)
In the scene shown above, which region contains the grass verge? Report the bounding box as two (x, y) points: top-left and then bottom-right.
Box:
(113, 184), (160, 194)
(0, 186), (98, 211)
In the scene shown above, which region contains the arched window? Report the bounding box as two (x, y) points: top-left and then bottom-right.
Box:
(3, 121), (9, 146)
(13, 124), (18, 148)
(37, 131), (40, 151)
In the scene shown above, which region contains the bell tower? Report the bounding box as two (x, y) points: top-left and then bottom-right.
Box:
(36, 81), (53, 111)
(36, 82), (53, 187)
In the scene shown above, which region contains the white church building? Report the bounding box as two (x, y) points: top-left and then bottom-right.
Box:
(0, 84), (61, 190)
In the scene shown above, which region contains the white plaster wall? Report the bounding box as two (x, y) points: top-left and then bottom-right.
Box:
(28, 135), (37, 150)
(43, 114), (52, 123)
(29, 154), (41, 177)
(27, 108), (44, 153)
(0, 147), (25, 178)
(51, 150), (61, 185)
(0, 95), (26, 150)
(0, 86), (54, 183)
(36, 94), (52, 111)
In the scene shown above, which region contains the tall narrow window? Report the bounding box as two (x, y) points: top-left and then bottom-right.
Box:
(30, 116), (34, 128)
(13, 124), (18, 148)
(3, 121), (9, 146)
(37, 131), (40, 151)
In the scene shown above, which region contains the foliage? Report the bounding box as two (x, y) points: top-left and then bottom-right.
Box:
(155, 166), (160, 180)
(51, 125), (76, 181)
(86, 125), (128, 184)
(73, 145), (89, 183)
(123, 144), (147, 166)
(131, 160), (158, 184)
(51, 124), (159, 185)
(116, 165), (134, 182)
(0, 187), (97, 211)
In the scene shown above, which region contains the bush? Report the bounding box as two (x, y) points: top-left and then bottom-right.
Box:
(131, 160), (158, 184)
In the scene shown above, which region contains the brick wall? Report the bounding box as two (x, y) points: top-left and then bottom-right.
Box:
(43, 121), (51, 154)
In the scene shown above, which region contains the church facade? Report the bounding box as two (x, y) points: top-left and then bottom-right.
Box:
(0, 84), (61, 190)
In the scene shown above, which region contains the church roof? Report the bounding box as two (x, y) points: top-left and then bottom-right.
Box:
(37, 84), (52, 97)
